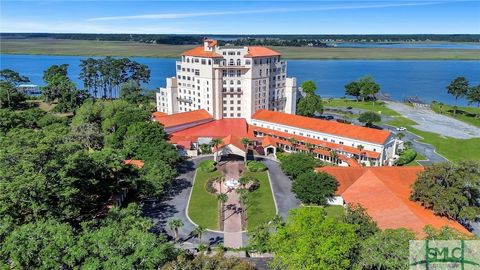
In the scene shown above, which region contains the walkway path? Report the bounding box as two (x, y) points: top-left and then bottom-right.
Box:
(220, 161), (244, 248)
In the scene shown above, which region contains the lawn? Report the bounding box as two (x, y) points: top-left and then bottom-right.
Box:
(430, 103), (480, 128)
(244, 171), (277, 231)
(405, 152), (427, 166)
(324, 98), (401, 117)
(2, 39), (480, 60)
(324, 205), (345, 219)
(386, 118), (480, 162)
(188, 169), (222, 230)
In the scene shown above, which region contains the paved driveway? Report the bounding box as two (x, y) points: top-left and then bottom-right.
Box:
(386, 102), (480, 139)
(142, 155), (299, 249)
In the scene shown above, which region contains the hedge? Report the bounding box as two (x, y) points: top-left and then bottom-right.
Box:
(246, 160), (267, 172)
(198, 160), (217, 172)
(396, 149), (417, 165)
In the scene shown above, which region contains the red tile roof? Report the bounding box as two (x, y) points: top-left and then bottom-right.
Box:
(246, 46), (282, 57)
(252, 110), (391, 145)
(123, 159), (144, 169)
(152, 109), (213, 128)
(204, 39), (217, 47)
(182, 46), (222, 58)
(216, 134), (246, 152)
(172, 118), (249, 138)
(317, 166), (471, 237)
(250, 125), (381, 159)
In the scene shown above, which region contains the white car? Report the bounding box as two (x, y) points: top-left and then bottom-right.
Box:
(396, 127), (407, 131)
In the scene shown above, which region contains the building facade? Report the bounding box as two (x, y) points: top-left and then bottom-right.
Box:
(156, 39), (299, 121)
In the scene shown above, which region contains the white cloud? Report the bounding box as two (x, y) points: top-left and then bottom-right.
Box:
(0, 20), (185, 34)
(87, 2), (443, 21)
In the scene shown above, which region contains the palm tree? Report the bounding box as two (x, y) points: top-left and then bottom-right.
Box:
(217, 193), (228, 220)
(168, 219), (184, 242)
(240, 137), (251, 163)
(192, 225), (206, 243)
(215, 177), (224, 193)
(239, 176), (250, 189)
(329, 150), (338, 163)
(356, 145), (365, 161)
(211, 138), (223, 162)
(395, 133), (405, 140)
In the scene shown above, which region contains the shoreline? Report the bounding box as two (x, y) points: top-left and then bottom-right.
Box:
(2, 52), (480, 61)
(1, 39), (480, 60)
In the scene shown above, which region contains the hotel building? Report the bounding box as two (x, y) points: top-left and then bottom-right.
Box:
(154, 40), (397, 166)
(156, 39), (299, 121)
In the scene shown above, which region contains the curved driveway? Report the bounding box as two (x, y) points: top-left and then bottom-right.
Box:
(142, 155), (299, 249)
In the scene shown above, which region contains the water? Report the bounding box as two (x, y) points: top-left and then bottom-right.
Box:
(335, 43), (480, 50)
(1, 54), (479, 105)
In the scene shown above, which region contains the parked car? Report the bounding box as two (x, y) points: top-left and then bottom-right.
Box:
(325, 115), (334, 120)
(336, 119), (351, 124)
(396, 127), (407, 131)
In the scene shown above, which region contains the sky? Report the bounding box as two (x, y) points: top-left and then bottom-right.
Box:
(1, 1), (479, 34)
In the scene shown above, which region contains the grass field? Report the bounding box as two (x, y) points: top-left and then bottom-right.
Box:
(245, 171), (276, 231)
(386, 118), (480, 162)
(324, 205), (345, 219)
(406, 152), (427, 166)
(2, 39), (480, 60)
(188, 169), (222, 230)
(430, 103), (480, 128)
(324, 99), (401, 116)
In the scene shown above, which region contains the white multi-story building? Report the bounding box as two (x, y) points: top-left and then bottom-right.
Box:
(156, 39), (299, 121)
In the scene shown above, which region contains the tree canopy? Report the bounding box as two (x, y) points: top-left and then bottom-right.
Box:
(358, 111), (381, 126)
(410, 161), (480, 221)
(291, 171), (338, 205)
(353, 228), (416, 270)
(296, 80), (323, 117)
(269, 207), (358, 270)
(0, 69), (30, 109)
(345, 76), (381, 101)
(447, 77), (469, 115)
(279, 152), (321, 179)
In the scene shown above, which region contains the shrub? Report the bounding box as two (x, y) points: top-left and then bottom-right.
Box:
(198, 160), (216, 172)
(246, 161), (267, 172)
(248, 179), (260, 192)
(395, 149), (417, 165)
(199, 144), (212, 154)
(205, 177), (218, 194)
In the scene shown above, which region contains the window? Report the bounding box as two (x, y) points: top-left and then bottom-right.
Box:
(237, 113), (241, 117)
(339, 142), (344, 145)
(237, 59), (241, 66)
(237, 52), (241, 55)
(331, 139), (335, 143)
(237, 100), (241, 104)
(195, 69), (200, 75)
(237, 80), (241, 84)
(223, 100), (227, 104)
(230, 113), (234, 117)
(237, 70), (241, 77)
(230, 100), (234, 104)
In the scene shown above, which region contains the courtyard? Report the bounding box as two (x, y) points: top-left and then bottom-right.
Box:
(142, 155), (300, 249)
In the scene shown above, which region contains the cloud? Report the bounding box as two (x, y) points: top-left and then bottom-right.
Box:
(0, 20), (185, 34)
(87, 2), (443, 22)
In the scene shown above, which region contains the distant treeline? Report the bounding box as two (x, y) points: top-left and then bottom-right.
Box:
(1, 33), (479, 45)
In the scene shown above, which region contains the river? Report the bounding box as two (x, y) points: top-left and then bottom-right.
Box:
(1, 54), (479, 105)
